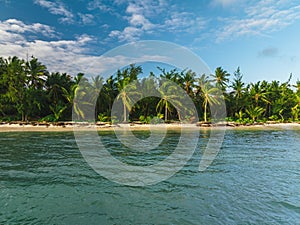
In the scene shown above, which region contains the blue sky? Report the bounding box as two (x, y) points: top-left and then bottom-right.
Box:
(0, 0), (300, 84)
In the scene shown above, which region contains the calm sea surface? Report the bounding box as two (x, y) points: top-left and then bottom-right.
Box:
(0, 129), (300, 224)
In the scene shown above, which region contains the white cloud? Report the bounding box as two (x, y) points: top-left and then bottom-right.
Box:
(216, 1), (300, 42)
(87, 0), (113, 12)
(0, 18), (57, 42)
(0, 19), (170, 78)
(108, 0), (206, 42)
(109, 27), (142, 42)
(164, 12), (206, 33)
(34, 0), (74, 24)
(78, 13), (95, 25)
(211, 0), (239, 7)
(0, 19), (101, 76)
(108, 1), (158, 42)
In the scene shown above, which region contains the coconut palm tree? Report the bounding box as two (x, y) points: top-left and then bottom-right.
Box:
(249, 81), (269, 107)
(179, 69), (196, 97)
(116, 77), (141, 122)
(25, 56), (48, 89)
(3, 56), (28, 120)
(246, 106), (265, 122)
(115, 65), (142, 122)
(291, 94), (300, 121)
(198, 81), (221, 122)
(156, 80), (183, 122)
(138, 73), (159, 118)
(100, 75), (118, 116)
(158, 67), (181, 84)
(211, 67), (230, 91)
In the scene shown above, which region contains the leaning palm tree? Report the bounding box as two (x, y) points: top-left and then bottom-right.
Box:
(63, 76), (93, 121)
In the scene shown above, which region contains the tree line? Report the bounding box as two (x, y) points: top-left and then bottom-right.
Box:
(0, 56), (299, 124)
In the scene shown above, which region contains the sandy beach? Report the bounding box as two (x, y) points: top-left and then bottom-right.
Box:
(0, 122), (299, 132)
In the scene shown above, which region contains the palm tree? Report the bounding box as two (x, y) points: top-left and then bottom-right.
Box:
(63, 75), (94, 121)
(100, 75), (118, 116)
(211, 67), (230, 91)
(158, 67), (181, 83)
(50, 104), (67, 122)
(246, 106), (265, 122)
(249, 81), (269, 107)
(293, 79), (300, 94)
(3, 56), (27, 120)
(198, 81), (221, 122)
(156, 80), (183, 122)
(138, 74), (159, 118)
(180, 69), (196, 97)
(115, 65), (142, 122)
(91, 75), (104, 117)
(116, 77), (141, 122)
(25, 56), (48, 89)
(45, 72), (74, 105)
(291, 94), (300, 121)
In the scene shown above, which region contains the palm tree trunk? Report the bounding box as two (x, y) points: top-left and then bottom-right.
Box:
(165, 102), (168, 122)
(123, 101), (127, 122)
(204, 99), (207, 122)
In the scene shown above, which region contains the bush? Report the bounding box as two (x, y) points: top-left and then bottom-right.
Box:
(98, 113), (109, 122)
(39, 114), (56, 122)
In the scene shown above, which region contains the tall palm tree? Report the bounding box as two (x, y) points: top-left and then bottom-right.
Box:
(91, 75), (104, 117)
(198, 80), (221, 122)
(25, 56), (48, 89)
(211, 67), (230, 91)
(3, 56), (27, 120)
(115, 65), (142, 122)
(45, 72), (74, 105)
(101, 75), (118, 116)
(138, 74), (159, 118)
(156, 80), (183, 122)
(63, 74), (94, 121)
(158, 67), (181, 84)
(116, 77), (140, 122)
(180, 69), (196, 97)
(249, 81), (269, 107)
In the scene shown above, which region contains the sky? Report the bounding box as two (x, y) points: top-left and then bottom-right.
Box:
(0, 0), (300, 84)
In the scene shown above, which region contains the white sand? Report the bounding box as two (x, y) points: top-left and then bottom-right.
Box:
(0, 122), (299, 132)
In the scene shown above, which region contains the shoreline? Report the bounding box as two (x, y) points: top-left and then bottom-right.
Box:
(0, 122), (299, 132)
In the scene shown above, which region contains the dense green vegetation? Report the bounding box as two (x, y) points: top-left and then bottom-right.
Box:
(0, 56), (299, 123)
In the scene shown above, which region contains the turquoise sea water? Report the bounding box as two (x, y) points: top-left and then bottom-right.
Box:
(0, 129), (300, 224)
